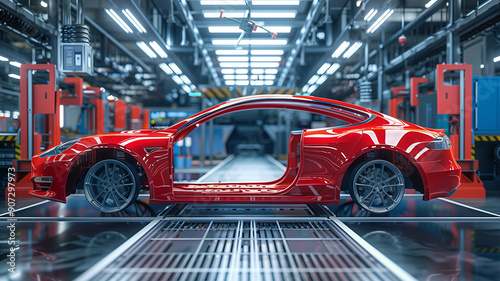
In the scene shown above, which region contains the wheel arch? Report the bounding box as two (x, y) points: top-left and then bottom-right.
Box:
(340, 147), (425, 195)
(65, 146), (150, 196)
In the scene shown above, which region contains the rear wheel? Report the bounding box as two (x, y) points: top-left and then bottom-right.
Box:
(348, 159), (405, 213)
(84, 159), (140, 213)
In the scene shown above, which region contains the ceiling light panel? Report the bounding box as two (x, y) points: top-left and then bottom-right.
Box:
(251, 50), (285, 55)
(317, 63), (331, 75)
(220, 62), (250, 67)
(367, 9), (394, 33)
(218, 56), (249, 61)
(364, 9), (378, 21)
(136, 42), (157, 58)
(105, 9), (133, 33)
(122, 9), (147, 33)
(208, 26), (291, 33)
(212, 39), (288, 45)
(201, 0), (245, 4)
(168, 63), (182, 75)
(252, 1), (299, 5)
(251, 62), (280, 68)
(159, 63), (173, 74)
(221, 69), (235, 74)
(204, 12), (296, 18)
(250, 56), (281, 62)
(343, 42), (362, 58)
(331, 41), (350, 58)
(326, 63), (340, 75)
(149, 41), (168, 58)
(216, 50), (248, 55)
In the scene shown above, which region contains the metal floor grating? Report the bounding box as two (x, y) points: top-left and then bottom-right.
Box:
(85, 219), (406, 281)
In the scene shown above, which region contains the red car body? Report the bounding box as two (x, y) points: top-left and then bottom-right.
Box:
(30, 95), (461, 211)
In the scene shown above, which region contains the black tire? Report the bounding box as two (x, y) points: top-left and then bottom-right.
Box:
(83, 159), (140, 213)
(348, 159), (405, 213)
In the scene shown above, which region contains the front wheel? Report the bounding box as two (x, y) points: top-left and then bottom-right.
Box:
(84, 159), (140, 213)
(348, 159), (405, 213)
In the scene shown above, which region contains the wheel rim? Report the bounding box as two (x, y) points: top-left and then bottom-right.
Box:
(84, 160), (137, 213)
(352, 160), (405, 213)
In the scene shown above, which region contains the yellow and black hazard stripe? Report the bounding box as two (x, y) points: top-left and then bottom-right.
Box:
(0, 135), (20, 159)
(472, 135), (500, 159)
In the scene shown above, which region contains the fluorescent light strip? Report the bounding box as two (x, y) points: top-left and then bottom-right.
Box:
(201, 0), (245, 4)
(364, 9), (378, 21)
(425, 0), (438, 8)
(235, 69), (248, 74)
(221, 69), (235, 74)
(226, 81), (236, 85)
(326, 63), (340, 75)
(250, 56), (281, 62)
(212, 39), (288, 45)
(168, 63), (182, 75)
(9, 61), (21, 68)
(367, 9), (394, 33)
(252, 69), (264, 74)
(307, 85), (318, 94)
(236, 80), (249, 86)
(122, 9), (147, 33)
(235, 75), (248, 80)
(265, 69), (278, 74)
(218, 56), (249, 62)
(251, 62), (279, 68)
(302, 85), (309, 92)
(182, 85), (191, 93)
(41, 1), (48, 8)
(172, 75), (183, 85)
(332, 41), (350, 58)
(180, 75), (192, 84)
(0, 56), (8, 61)
(252, 1), (299, 5)
(224, 75), (235, 80)
(220, 62), (249, 68)
(136, 42), (157, 58)
(343, 42), (363, 58)
(8, 73), (20, 79)
(494, 56), (500, 62)
(317, 63), (331, 75)
(251, 50), (284, 55)
(204, 12), (296, 18)
(216, 50), (248, 55)
(149, 41), (168, 58)
(308, 75), (319, 84)
(159, 63), (174, 74)
(208, 26), (291, 33)
(316, 75), (328, 85)
(105, 9), (133, 33)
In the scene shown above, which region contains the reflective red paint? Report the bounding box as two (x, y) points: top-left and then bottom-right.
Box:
(30, 95), (461, 212)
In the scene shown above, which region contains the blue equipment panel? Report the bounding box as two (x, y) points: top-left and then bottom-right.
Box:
(473, 77), (500, 135)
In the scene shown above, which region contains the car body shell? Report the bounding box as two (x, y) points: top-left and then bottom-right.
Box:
(30, 95), (461, 206)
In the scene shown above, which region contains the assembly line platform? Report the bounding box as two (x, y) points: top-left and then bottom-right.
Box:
(1, 154), (500, 280)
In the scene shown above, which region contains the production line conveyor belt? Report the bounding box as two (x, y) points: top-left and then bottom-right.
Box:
(75, 155), (416, 281)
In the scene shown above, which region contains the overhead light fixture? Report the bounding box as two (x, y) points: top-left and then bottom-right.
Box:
(235, 75), (248, 80)
(168, 63), (182, 75)
(317, 63), (331, 75)
(252, 69), (264, 74)
(189, 91), (203, 97)
(302, 85), (309, 92)
(221, 69), (235, 74)
(8, 73), (20, 79)
(0, 56), (8, 61)
(316, 75), (328, 85)
(218, 56), (249, 61)
(252, 1), (300, 5)
(326, 63), (341, 75)
(343, 42), (362, 58)
(252, 80), (264, 86)
(367, 9), (394, 33)
(425, 0), (438, 8)
(220, 62), (250, 68)
(182, 85), (192, 93)
(9, 61), (21, 68)
(159, 63), (174, 75)
(40, 1), (48, 8)
(180, 75), (192, 84)
(264, 81), (274, 85)
(136, 42), (157, 58)
(265, 69), (278, 74)
(204, 12), (296, 18)
(265, 75), (276, 80)
(364, 9), (378, 21)
(223, 75), (235, 80)
(105, 9), (133, 33)
(250, 56), (281, 62)
(331, 41), (350, 58)
(308, 75), (319, 84)
(307, 85), (318, 94)
(201, 0), (245, 5)
(212, 39), (288, 45)
(216, 50), (248, 55)
(172, 75), (183, 85)
(235, 69), (248, 74)
(494, 56), (500, 62)
(236, 80), (249, 86)
(149, 41), (168, 58)
(226, 81), (236, 85)
(251, 50), (284, 55)
(250, 62), (280, 68)
(122, 9), (147, 33)
(208, 26), (291, 33)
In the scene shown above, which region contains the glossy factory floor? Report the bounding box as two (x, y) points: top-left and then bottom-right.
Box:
(1, 155), (500, 281)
